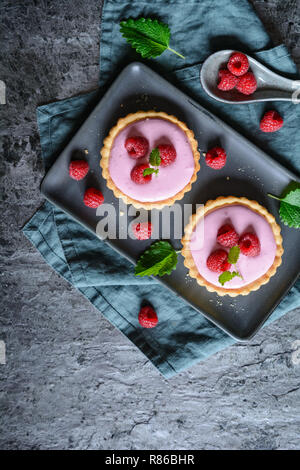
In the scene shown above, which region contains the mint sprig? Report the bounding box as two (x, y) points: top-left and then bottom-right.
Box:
(143, 168), (159, 177)
(268, 186), (300, 229)
(143, 147), (161, 177)
(218, 245), (242, 286)
(120, 18), (185, 59)
(219, 270), (242, 286)
(135, 241), (178, 277)
(149, 147), (161, 167)
(227, 245), (240, 264)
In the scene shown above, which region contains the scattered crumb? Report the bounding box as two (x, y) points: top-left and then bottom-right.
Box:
(135, 94), (149, 105)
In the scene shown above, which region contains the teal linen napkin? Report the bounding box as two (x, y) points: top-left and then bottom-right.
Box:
(23, 0), (300, 378)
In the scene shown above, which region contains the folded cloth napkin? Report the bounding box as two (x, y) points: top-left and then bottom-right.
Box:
(23, 0), (300, 378)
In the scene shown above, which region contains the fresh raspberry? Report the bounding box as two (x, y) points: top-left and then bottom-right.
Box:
(157, 144), (177, 167)
(206, 249), (231, 273)
(217, 69), (239, 91)
(69, 160), (89, 180)
(125, 136), (149, 159)
(132, 222), (152, 240)
(236, 72), (257, 95)
(138, 306), (158, 328)
(217, 224), (239, 248)
(260, 110), (283, 133)
(227, 52), (249, 76)
(239, 232), (260, 257)
(205, 146), (227, 170)
(83, 187), (104, 208)
(131, 163), (152, 184)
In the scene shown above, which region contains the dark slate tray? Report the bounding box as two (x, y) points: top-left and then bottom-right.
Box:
(41, 62), (300, 341)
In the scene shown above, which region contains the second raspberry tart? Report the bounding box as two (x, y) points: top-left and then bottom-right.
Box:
(181, 197), (283, 297)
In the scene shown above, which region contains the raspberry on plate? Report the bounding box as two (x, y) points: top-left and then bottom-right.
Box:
(227, 52), (249, 76)
(69, 160), (89, 180)
(205, 146), (227, 170)
(132, 222), (152, 240)
(158, 144), (177, 167)
(207, 249), (231, 273)
(239, 232), (260, 257)
(217, 69), (238, 91)
(260, 110), (283, 133)
(131, 163), (152, 184)
(83, 187), (104, 208)
(217, 224), (239, 248)
(138, 306), (158, 328)
(125, 136), (149, 159)
(236, 72), (257, 95)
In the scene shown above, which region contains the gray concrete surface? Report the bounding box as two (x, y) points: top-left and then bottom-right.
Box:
(0, 0), (300, 450)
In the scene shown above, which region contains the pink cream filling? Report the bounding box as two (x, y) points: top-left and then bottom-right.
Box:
(189, 205), (277, 289)
(108, 118), (195, 202)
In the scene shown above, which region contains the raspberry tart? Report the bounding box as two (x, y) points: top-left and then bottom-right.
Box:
(100, 111), (200, 209)
(181, 197), (283, 296)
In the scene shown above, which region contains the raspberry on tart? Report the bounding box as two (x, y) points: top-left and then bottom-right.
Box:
(207, 249), (231, 273)
(158, 144), (177, 167)
(131, 163), (152, 184)
(125, 136), (149, 158)
(217, 224), (239, 248)
(100, 111), (200, 209)
(181, 197), (283, 297)
(239, 232), (261, 257)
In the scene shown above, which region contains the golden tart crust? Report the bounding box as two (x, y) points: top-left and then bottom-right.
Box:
(181, 196), (284, 297)
(100, 111), (200, 209)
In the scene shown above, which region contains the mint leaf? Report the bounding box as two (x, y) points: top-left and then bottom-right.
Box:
(149, 147), (161, 167)
(143, 168), (159, 177)
(281, 188), (300, 206)
(218, 246), (242, 285)
(268, 187), (300, 229)
(280, 200), (300, 228)
(219, 270), (242, 286)
(135, 241), (178, 277)
(228, 245), (240, 265)
(120, 18), (185, 59)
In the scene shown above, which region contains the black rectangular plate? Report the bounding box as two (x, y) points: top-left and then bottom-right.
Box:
(41, 62), (300, 340)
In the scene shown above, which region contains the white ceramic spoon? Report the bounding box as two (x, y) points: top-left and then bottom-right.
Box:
(200, 49), (299, 104)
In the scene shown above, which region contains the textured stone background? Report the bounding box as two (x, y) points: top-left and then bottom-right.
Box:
(0, 0), (300, 450)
